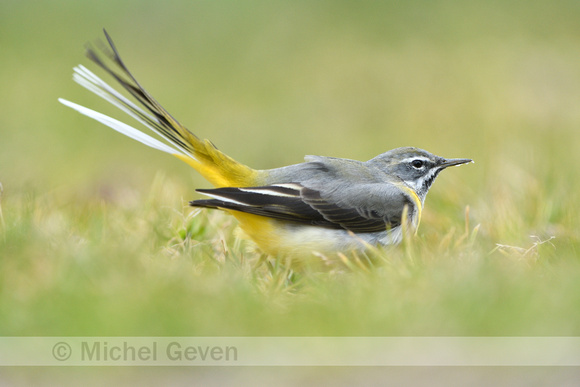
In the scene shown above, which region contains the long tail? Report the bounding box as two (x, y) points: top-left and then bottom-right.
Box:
(59, 29), (259, 188)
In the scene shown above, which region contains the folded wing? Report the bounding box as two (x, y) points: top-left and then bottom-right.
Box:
(191, 182), (411, 233)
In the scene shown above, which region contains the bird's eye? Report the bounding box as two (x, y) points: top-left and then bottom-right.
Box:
(411, 159), (424, 169)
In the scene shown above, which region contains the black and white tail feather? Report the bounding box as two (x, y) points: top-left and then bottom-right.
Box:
(59, 30), (211, 161)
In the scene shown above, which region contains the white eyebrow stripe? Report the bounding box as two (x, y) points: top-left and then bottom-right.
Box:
(401, 156), (430, 164)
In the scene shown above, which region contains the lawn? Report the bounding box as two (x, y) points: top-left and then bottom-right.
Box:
(1, 0), (580, 384)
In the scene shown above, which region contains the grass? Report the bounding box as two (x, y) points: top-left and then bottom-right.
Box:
(2, 0), (580, 344)
(2, 170), (579, 337)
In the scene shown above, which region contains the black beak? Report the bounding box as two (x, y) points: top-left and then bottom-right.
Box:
(439, 158), (473, 169)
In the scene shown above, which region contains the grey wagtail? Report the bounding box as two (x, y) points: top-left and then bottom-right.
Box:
(59, 31), (472, 257)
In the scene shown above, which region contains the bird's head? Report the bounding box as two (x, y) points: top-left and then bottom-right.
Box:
(369, 147), (472, 199)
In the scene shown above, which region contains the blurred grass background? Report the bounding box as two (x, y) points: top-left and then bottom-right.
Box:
(1, 0), (580, 384)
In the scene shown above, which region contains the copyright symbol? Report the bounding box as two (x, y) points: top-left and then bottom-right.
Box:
(52, 342), (72, 361)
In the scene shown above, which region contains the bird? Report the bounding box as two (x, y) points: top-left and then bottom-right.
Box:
(59, 30), (472, 257)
